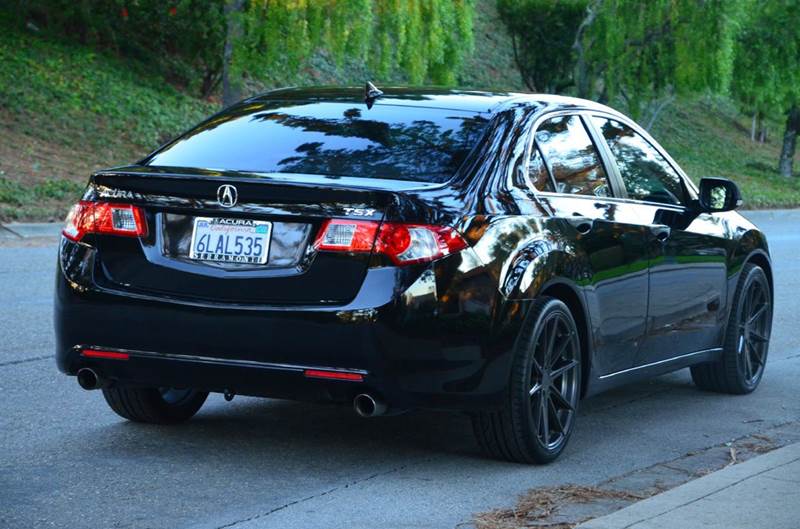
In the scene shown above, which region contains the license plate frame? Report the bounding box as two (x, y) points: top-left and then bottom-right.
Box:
(188, 217), (272, 265)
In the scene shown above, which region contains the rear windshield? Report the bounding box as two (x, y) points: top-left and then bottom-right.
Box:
(145, 101), (489, 183)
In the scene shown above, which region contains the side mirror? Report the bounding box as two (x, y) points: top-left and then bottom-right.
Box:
(698, 177), (742, 212)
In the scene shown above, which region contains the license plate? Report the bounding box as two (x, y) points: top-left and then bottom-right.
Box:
(189, 217), (271, 264)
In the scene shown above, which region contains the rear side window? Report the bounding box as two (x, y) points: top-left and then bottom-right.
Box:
(522, 145), (554, 192)
(145, 102), (489, 183)
(592, 117), (686, 205)
(535, 115), (610, 197)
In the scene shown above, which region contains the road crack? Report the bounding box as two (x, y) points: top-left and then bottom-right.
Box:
(0, 354), (53, 367)
(215, 462), (419, 528)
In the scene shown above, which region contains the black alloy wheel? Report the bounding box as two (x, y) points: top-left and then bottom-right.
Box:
(472, 297), (581, 464)
(692, 263), (772, 394)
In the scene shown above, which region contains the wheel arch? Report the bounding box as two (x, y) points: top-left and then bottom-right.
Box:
(538, 280), (592, 399)
(743, 250), (773, 299)
(497, 236), (593, 398)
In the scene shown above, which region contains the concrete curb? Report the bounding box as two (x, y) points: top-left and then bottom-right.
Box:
(0, 222), (62, 239)
(577, 443), (800, 529)
(741, 208), (800, 222)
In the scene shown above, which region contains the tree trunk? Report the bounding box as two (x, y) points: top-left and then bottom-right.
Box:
(509, 32), (535, 92)
(751, 112), (757, 142)
(758, 111), (767, 143)
(201, 68), (222, 100)
(222, 0), (245, 108)
(572, 0), (602, 99)
(778, 105), (799, 177)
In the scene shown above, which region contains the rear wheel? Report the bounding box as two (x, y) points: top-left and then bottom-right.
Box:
(102, 386), (208, 424)
(472, 297), (581, 464)
(691, 263), (772, 394)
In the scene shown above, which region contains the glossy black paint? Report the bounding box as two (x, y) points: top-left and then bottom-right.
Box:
(55, 88), (772, 411)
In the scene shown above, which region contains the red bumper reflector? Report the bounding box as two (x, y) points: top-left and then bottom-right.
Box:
(81, 349), (130, 361)
(303, 369), (364, 382)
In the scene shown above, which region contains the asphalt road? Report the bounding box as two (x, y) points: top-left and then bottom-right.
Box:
(1, 210), (799, 529)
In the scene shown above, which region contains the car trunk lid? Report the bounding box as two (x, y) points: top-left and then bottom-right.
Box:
(89, 167), (406, 305)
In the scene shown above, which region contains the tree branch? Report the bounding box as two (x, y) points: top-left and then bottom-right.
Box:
(645, 95), (674, 130)
(572, 0), (602, 98)
(510, 31), (535, 92)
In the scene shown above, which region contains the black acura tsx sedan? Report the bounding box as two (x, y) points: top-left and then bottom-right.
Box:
(55, 86), (773, 463)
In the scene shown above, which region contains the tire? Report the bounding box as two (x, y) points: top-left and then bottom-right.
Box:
(691, 263), (772, 394)
(102, 386), (208, 424)
(472, 297), (582, 464)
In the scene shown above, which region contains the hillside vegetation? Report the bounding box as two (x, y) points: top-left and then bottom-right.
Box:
(0, 5), (797, 222)
(652, 97), (800, 207)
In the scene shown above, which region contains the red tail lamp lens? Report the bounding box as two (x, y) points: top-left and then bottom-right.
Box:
(81, 349), (130, 360)
(63, 201), (147, 242)
(314, 219), (467, 265)
(303, 369), (364, 382)
(314, 219), (379, 252)
(376, 223), (468, 265)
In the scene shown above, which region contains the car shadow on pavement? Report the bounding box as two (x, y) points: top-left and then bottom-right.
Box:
(84, 369), (710, 468)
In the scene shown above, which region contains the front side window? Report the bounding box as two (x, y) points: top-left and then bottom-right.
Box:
(592, 117), (686, 205)
(535, 115), (610, 197)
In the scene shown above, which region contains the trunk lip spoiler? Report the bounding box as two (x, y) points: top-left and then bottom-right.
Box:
(92, 167), (450, 193)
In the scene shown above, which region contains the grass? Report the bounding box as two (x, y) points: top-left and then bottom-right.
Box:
(0, 12), (213, 221)
(0, 4), (797, 221)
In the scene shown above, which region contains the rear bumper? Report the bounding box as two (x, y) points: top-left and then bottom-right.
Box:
(55, 242), (522, 411)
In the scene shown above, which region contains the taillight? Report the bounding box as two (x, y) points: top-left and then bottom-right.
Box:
(314, 219), (467, 266)
(62, 201), (147, 242)
(377, 223), (468, 265)
(314, 219), (379, 252)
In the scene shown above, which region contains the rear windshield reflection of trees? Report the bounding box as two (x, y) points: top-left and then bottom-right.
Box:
(149, 102), (489, 183)
(267, 112), (488, 182)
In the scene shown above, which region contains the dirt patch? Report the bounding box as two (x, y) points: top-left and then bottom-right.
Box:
(472, 422), (800, 529)
(0, 110), (145, 221)
(474, 486), (643, 529)
(0, 111), (131, 185)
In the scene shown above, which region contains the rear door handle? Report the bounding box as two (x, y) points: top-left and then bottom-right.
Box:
(647, 224), (671, 242)
(565, 216), (594, 234)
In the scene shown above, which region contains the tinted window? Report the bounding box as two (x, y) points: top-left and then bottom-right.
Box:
(146, 102), (489, 183)
(592, 117), (686, 205)
(522, 145), (554, 192)
(535, 115), (610, 197)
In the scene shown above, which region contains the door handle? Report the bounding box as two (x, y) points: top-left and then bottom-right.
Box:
(647, 224), (671, 242)
(564, 216), (594, 234)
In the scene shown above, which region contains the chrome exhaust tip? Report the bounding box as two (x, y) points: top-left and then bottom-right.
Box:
(353, 393), (387, 418)
(76, 368), (104, 390)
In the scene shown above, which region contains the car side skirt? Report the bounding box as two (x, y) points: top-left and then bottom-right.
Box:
(585, 347), (723, 396)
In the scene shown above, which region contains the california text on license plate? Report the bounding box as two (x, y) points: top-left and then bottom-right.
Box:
(189, 217), (272, 264)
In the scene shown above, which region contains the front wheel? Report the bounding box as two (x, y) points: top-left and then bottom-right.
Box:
(472, 297), (581, 464)
(102, 386), (208, 424)
(691, 263), (772, 394)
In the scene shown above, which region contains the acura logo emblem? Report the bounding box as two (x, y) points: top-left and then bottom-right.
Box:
(217, 184), (237, 208)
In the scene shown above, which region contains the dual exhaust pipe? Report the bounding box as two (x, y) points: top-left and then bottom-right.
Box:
(353, 393), (388, 418)
(78, 370), (390, 418)
(76, 368), (107, 390)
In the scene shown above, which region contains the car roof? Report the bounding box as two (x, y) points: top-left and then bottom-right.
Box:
(247, 86), (616, 116)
